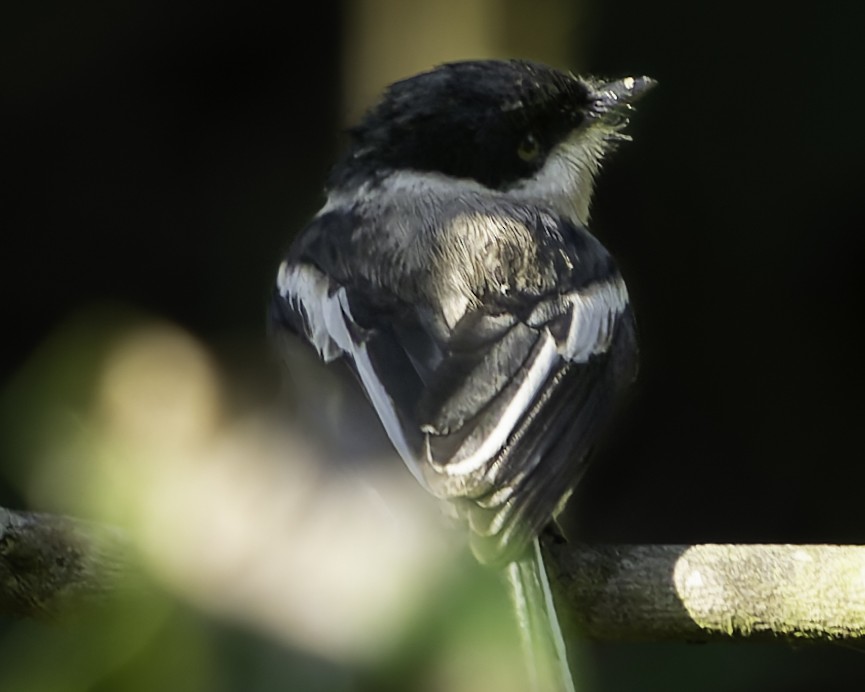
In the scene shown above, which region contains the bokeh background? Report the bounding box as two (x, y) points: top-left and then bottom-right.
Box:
(2, 1), (865, 690)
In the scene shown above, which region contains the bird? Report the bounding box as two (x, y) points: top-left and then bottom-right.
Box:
(270, 58), (652, 691)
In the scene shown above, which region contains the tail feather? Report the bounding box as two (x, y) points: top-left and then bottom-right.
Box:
(505, 537), (576, 692)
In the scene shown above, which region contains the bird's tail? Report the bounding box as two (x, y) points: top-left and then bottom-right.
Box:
(505, 537), (576, 692)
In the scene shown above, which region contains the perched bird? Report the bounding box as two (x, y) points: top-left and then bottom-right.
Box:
(270, 59), (652, 691)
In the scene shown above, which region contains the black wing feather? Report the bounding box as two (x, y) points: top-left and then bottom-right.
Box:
(272, 204), (637, 565)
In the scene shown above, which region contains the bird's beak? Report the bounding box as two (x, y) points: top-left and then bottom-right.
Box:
(589, 76), (656, 120)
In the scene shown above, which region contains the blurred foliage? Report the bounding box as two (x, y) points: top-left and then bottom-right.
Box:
(0, 309), (544, 691)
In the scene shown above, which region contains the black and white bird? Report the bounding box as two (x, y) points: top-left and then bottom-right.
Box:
(270, 59), (652, 691)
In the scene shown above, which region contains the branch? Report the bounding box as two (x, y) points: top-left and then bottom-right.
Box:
(2, 504), (864, 645)
(544, 540), (865, 643)
(0, 507), (132, 619)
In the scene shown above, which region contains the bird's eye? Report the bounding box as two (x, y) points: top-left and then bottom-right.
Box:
(517, 133), (541, 162)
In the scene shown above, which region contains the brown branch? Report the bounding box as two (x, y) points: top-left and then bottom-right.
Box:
(544, 540), (865, 643)
(0, 507), (133, 619)
(3, 504), (864, 645)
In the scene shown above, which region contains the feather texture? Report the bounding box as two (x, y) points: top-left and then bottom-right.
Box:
(272, 172), (637, 565)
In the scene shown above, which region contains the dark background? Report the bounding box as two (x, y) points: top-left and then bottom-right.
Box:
(2, 1), (864, 690)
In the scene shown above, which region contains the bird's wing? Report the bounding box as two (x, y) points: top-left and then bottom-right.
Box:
(272, 206), (637, 563)
(419, 271), (636, 563)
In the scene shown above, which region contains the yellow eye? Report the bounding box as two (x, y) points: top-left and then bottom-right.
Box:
(517, 133), (540, 162)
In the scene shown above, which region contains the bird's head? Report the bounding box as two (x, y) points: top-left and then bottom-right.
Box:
(332, 59), (655, 224)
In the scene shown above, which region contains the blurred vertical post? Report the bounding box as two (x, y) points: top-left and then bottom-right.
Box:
(341, 0), (588, 123)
